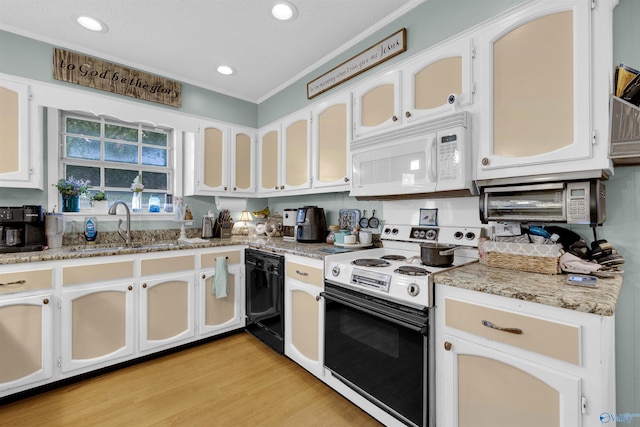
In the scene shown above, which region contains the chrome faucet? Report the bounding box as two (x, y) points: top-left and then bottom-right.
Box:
(108, 201), (132, 245)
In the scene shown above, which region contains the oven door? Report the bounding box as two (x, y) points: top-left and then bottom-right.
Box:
(323, 283), (432, 427)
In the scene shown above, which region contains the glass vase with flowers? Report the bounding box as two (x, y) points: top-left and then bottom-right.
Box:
(130, 175), (144, 212)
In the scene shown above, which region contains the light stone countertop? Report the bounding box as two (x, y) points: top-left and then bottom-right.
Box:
(433, 261), (623, 316)
(1, 237), (623, 316)
(0, 235), (366, 265)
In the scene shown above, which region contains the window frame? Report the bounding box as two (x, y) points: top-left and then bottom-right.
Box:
(47, 107), (184, 221)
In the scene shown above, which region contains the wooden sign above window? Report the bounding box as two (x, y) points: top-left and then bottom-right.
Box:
(53, 48), (182, 108)
(307, 28), (407, 99)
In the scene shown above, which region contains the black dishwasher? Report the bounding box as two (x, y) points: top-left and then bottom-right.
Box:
(245, 248), (285, 354)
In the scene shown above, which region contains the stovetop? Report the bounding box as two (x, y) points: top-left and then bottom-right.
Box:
(323, 225), (482, 309)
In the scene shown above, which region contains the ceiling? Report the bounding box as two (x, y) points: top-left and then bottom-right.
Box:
(0, 0), (422, 103)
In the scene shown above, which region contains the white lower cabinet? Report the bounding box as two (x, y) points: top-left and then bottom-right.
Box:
(198, 248), (245, 338)
(436, 284), (616, 427)
(60, 282), (135, 375)
(284, 254), (324, 378)
(0, 293), (54, 396)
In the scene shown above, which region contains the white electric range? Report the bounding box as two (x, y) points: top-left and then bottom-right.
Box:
(323, 224), (482, 309)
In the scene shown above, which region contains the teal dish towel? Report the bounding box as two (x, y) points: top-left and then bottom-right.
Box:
(212, 256), (229, 298)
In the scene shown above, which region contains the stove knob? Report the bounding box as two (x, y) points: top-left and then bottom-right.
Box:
(426, 229), (437, 240)
(392, 228), (399, 235)
(384, 227), (391, 234)
(454, 231), (464, 240)
(331, 266), (340, 277)
(418, 230), (426, 238)
(465, 232), (476, 240)
(407, 283), (420, 297)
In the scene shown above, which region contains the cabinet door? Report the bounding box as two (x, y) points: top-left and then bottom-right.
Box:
(60, 282), (136, 374)
(139, 273), (195, 352)
(284, 256), (324, 378)
(282, 111), (311, 191)
(353, 71), (402, 138)
(198, 263), (244, 337)
(198, 124), (230, 193)
(477, 2), (593, 177)
(439, 335), (581, 427)
(403, 38), (473, 122)
(258, 124), (281, 193)
(312, 93), (351, 190)
(230, 128), (256, 194)
(0, 294), (53, 395)
(0, 78), (39, 188)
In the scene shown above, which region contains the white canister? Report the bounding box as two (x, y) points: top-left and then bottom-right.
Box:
(359, 231), (372, 244)
(343, 234), (357, 244)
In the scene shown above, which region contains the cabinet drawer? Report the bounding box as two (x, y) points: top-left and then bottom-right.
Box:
(0, 269), (53, 294)
(285, 261), (323, 287)
(201, 250), (241, 268)
(445, 298), (580, 365)
(141, 255), (194, 276)
(63, 261), (134, 286)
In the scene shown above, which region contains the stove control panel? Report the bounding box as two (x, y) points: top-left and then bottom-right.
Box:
(382, 224), (483, 246)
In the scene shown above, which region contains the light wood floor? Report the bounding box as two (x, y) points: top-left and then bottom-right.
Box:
(0, 332), (382, 426)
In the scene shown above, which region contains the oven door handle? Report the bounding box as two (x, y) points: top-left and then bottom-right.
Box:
(321, 291), (427, 334)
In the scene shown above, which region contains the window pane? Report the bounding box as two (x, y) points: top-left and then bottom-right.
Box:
(105, 123), (138, 142)
(142, 146), (167, 166)
(105, 142), (139, 164)
(66, 137), (100, 160)
(66, 165), (99, 187)
(142, 172), (168, 190)
(66, 118), (100, 137)
(143, 130), (168, 146)
(105, 168), (139, 189)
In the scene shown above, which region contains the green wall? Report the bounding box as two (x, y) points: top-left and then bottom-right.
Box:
(0, 30), (258, 128)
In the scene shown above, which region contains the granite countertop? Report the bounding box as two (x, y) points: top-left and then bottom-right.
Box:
(433, 261), (623, 316)
(0, 235), (359, 265)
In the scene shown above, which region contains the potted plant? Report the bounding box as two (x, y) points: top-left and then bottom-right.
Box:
(90, 191), (109, 212)
(53, 177), (91, 212)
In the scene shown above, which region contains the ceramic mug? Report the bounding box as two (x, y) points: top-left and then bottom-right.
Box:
(344, 234), (357, 244)
(359, 231), (372, 244)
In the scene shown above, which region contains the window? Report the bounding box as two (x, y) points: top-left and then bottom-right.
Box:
(60, 111), (173, 211)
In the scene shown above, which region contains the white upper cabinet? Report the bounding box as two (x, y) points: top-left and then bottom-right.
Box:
(402, 37), (474, 123)
(353, 70), (402, 139)
(311, 92), (352, 190)
(0, 77), (42, 189)
(281, 110), (312, 192)
(257, 122), (282, 194)
(474, 0), (614, 181)
(230, 127), (256, 194)
(184, 122), (256, 196)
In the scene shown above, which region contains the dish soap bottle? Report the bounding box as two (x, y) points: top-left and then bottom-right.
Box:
(84, 216), (98, 243)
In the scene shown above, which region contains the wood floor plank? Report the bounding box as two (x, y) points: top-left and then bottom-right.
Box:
(0, 332), (382, 426)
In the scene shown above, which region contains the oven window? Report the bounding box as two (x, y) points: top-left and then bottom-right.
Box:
(340, 307), (399, 358)
(325, 298), (426, 426)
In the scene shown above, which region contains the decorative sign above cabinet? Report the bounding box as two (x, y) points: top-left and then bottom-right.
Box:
(306, 28), (406, 99)
(53, 48), (182, 108)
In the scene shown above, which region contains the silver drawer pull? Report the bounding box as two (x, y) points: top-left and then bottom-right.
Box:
(0, 280), (26, 286)
(295, 270), (309, 276)
(481, 319), (523, 335)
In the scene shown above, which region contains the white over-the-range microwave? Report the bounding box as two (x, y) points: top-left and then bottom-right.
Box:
(350, 112), (475, 199)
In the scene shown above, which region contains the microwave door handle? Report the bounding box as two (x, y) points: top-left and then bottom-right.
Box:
(427, 135), (437, 183)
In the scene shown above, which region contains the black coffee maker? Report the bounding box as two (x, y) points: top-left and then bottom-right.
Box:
(0, 205), (45, 253)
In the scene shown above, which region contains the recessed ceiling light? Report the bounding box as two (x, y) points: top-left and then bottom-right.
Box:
(272, 1), (298, 21)
(217, 65), (236, 76)
(76, 16), (108, 32)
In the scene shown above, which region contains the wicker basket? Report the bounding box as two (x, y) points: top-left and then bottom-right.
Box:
(479, 240), (563, 275)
